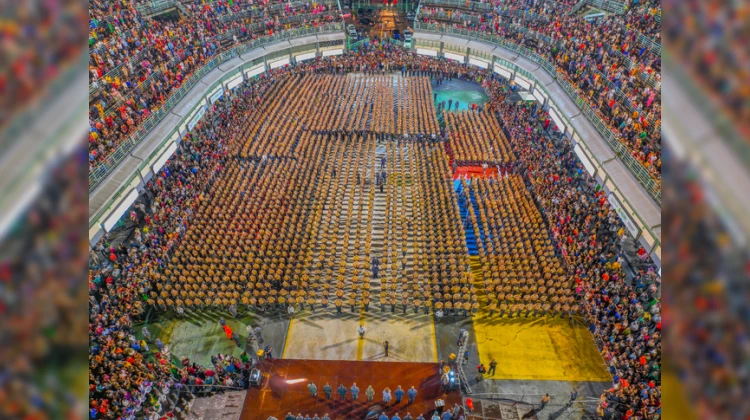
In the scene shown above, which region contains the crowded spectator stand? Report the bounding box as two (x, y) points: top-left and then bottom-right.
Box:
(87, 1), (662, 416)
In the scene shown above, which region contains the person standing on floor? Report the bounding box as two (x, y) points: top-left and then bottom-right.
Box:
(254, 326), (264, 344)
(351, 383), (360, 400)
(358, 324), (366, 339)
(457, 329), (466, 346)
(142, 326), (151, 342)
(540, 393), (551, 410)
(366, 385), (376, 401)
(407, 386), (417, 404)
(394, 386), (405, 404)
(323, 382), (333, 399)
(384, 341), (390, 357)
(452, 403), (461, 418)
(383, 387), (392, 404)
(337, 384), (348, 400)
(465, 398), (474, 413)
(568, 389), (578, 406)
(488, 358), (497, 376)
(308, 382), (317, 398)
(335, 299), (343, 315)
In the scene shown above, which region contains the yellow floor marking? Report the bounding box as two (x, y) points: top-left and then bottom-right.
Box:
(469, 257), (611, 381)
(662, 371), (696, 420)
(429, 308), (439, 362)
(281, 314), (295, 359)
(357, 306), (366, 360)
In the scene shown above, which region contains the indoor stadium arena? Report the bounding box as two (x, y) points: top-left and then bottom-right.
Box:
(86, 0), (663, 419)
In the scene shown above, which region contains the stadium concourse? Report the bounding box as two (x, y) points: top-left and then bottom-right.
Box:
(88, 2), (661, 420)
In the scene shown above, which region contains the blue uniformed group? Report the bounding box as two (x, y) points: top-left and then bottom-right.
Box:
(280, 383), (430, 420)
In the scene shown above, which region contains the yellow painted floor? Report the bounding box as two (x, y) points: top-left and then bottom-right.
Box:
(282, 310), (438, 363)
(469, 257), (611, 381)
(661, 370), (696, 420)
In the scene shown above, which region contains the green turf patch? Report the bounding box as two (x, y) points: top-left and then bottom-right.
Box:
(135, 309), (260, 366)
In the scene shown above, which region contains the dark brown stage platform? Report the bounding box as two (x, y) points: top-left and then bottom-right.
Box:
(240, 359), (464, 420)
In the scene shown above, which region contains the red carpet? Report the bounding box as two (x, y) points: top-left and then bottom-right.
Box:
(240, 359), (463, 420)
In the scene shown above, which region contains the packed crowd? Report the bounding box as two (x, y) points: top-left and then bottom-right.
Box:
(88, 74), (283, 418)
(88, 0), (339, 170)
(0, 151), (89, 419)
(417, 0), (662, 178)
(481, 72), (661, 418)
(664, 0), (750, 137)
(2, 1), (86, 133)
(86, 53), (477, 417)
(662, 151), (750, 419)
(459, 175), (579, 318)
(165, 70), (478, 316)
(237, 74), (438, 159)
(444, 109), (513, 166)
(86, 42), (663, 417)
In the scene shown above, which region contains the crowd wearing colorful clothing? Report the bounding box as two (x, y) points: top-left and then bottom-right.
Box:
(418, 0), (662, 178)
(88, 0), (340, 171)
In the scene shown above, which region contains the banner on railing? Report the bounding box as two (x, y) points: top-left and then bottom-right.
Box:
(152, 141), (178, 175)
(573, 144), (596, 178)
(296, 52), (317, 61)
(188, 105), (207, 131)
(493, 63), (512, 79)
(608, 192), (640, 238)
(548, 106), (566, 134)
(322, 49), (344, 57)
(468, 57), (489, 68)
(209, 86), (225, 103)
(226, 74), (244, 91)
(515, 74), (532, 90)
(532, 88), (546, 104)
(270, 57), (291, 68)
(244, 63), (266, 78)
(444, 52), (464, 62)
(103, 189), (140, 232)
(417, 48), (438, 57)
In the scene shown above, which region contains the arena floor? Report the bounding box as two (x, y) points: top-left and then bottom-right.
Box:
(138, 76), (612, 414)
(283, 308), (438, 362)
(239, 359), (462, 420)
